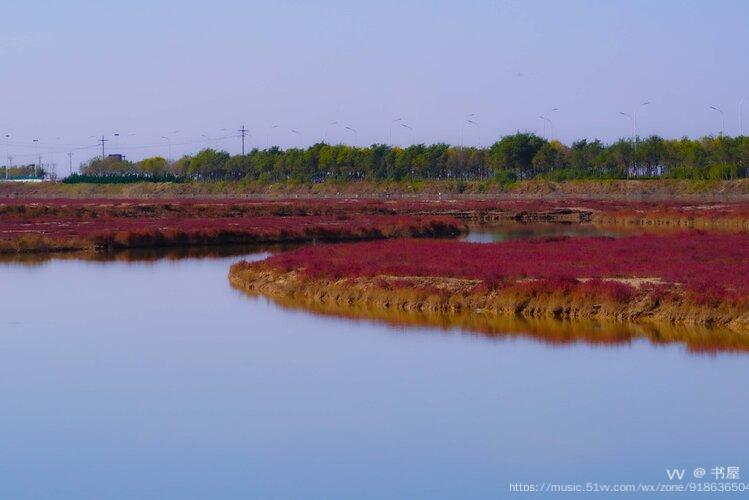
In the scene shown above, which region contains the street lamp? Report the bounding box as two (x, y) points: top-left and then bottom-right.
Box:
(344, 126), (357, 145)
(401, 123), (415, 145)
(538, 116), (553, 139)
(544, 108), (558, 139)
(324, 121), (338, 143)
(161, 136), (172, 161)
(466, 119), (480, 147)
(619, 111), (635, 176)
(389, 117), (402, 145)
(738, 97), (747, 137)
(267, 124), (279, 148)
(290, 129), (302, 148)
(460, 114), (477, 147)
(709, 106), (725, 136)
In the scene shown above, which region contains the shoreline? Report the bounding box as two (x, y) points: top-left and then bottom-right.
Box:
(228, 268), (748, 333)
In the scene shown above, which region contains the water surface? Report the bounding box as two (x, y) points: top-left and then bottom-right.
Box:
(1, 236), (747, 499)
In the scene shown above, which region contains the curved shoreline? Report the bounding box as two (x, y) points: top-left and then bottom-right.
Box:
(229, 267), (749, 335)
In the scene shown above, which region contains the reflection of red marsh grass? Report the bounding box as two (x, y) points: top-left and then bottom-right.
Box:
(231, 232), (749, 331)
(0, 215), (463, 253)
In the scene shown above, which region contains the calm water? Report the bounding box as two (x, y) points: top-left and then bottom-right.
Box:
(1, 232), (748, 499)
(461, 222), (632, 243)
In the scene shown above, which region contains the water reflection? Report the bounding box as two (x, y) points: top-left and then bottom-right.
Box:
(461, 222), (637, 243)
(0, 243), (298, 266)
(235, 288), (749, 355)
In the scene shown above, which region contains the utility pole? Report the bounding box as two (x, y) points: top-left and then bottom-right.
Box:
(68, 152), (74, 175)
(238, 125), (248, 155)
(6, 155), (12, 180)
(37, 155), (42, 179)
(99, 135), (108, 160)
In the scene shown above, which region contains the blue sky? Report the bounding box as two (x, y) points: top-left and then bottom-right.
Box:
(1, 0), (747, 168)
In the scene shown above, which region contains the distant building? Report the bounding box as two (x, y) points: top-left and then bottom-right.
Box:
(107, 154), (125, 161)
(628, 164), (667, 178)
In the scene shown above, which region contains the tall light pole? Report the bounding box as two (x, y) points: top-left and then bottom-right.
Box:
(401, 123), (415, 145)
(67, 152), (73, 175)
(739, 97), (747, 136)
(709, 106), (725, 136)
(542, 108), (558, 139)
(161, 136), (172, 161)
(324, 121), (338, 143)
(290, 129), (302, 148)
(460, 113), (477, 148)
(267, 124), (278, 148)
(466, 119), (480, 147)
(389, 117), (402, 145)
(619, 112), (635, 176)
(2, 134), (9, 180)
(538, 116), (552, 139)
(344, 126), (357, 146)
(634, 101), (650, 143)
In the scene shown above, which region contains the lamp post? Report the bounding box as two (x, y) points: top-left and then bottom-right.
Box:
(461, 114), (476, 148)
(738, 97), (747, 136)
(401, 123), (415, 145)
(324, 121), (338, 143)
(267, 124), (278, 148)
(344, 126), (357, 146)
(290, 129), (302, 148)
(466, 119), (480, 147)
(161, 136), (172, 161)
(2, 134), (10, 180)
(538, 116), (552, 139)
(709, 106), (725, 136)
(548, 108), (559, 139)
(32, 139), (39, 177)
(389, 118), (402, 145)
(619, 111), (635, 176)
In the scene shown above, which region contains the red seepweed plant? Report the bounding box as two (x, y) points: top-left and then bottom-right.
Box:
(244, 232), (749, 303)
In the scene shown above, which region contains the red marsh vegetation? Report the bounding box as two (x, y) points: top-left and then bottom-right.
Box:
(1, 197), (746, 252)
(232, 232), (749, 331)
(0, 214), (463, 253)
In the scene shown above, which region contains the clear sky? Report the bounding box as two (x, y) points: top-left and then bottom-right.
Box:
(1, 0), (747, 170)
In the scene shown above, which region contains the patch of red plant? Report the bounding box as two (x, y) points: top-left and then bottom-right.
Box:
(249, 232), (749, 300)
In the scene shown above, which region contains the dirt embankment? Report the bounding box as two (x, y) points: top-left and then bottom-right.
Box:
(229, 267), (749, 334)
(2, 179), (748, 201)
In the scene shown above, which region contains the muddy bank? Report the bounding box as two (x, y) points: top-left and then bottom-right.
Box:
(229, 267), (749, 334)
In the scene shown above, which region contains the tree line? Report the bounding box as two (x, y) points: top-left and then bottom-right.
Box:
(1, 165), (48, 180)
(74, 133), (748, 183)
